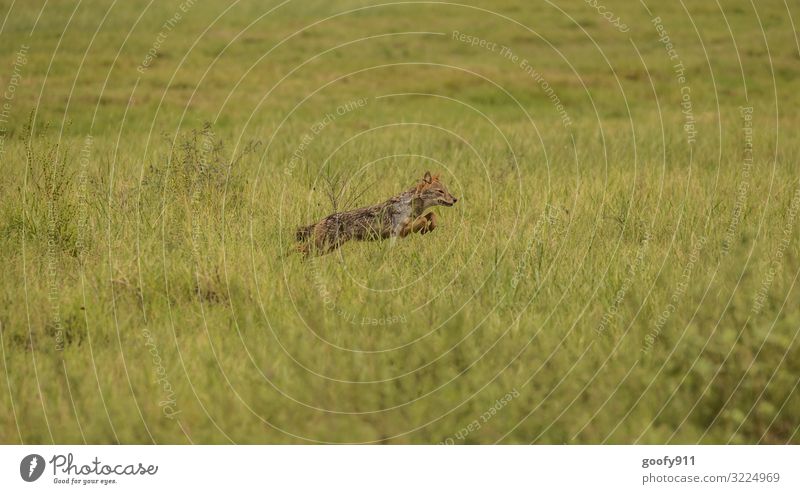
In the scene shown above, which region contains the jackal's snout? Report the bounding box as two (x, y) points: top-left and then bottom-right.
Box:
(419, 170), (458, 208)
(440, 193), (458, 206)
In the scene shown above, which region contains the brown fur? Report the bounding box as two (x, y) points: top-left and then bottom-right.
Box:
(295, 171), (458, 256)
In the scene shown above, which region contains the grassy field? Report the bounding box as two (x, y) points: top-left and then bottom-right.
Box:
(0, 0), (799, 444)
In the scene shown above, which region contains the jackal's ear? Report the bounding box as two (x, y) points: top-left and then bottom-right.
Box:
(423, 171), (432, 183)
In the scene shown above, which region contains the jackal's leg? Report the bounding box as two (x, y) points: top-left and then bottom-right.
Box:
(413, 212), (437, 235)
(397, 217), (414, 238)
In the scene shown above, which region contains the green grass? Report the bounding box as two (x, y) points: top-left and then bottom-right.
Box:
(0, 0), (799, 444)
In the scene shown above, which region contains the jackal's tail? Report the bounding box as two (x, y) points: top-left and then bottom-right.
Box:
(295, 224), (315, 242)
(276, 225), (314, 261)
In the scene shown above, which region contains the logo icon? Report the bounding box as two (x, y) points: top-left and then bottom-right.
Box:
(20, 454), (45, 482)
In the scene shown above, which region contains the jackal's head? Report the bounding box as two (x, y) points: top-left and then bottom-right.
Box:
(415, 171), (458, 208)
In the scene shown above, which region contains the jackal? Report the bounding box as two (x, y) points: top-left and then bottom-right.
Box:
(295, 171), (458, 256)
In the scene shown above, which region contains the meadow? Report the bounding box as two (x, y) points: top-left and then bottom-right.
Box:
(0, 0), (798, 444)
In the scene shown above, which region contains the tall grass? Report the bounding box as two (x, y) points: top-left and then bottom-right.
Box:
(0, 0), (798, 444)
